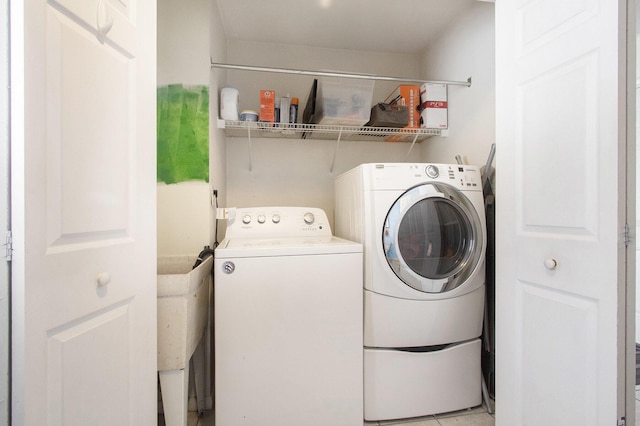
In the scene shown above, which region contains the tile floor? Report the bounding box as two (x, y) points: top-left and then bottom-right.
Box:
(161, 401), (496, 426)
(366, 403), (495, 426)
(159, 385), (640, 424)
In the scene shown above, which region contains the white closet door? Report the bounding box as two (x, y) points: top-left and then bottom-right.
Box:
(636, 83), (640, 345)
(495, 0), (631, 424)
(10, 0), (157, 424)
(0, 0), (9, 421)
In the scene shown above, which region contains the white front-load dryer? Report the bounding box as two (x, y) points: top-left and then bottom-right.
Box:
(335, 163), (486, 421)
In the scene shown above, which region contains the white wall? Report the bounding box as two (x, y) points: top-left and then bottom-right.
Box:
(226, 40), (421, 116)
(212, 4), (495, 231)
(223, 40), (425, 227)
(210, 0), (228, 244)
(158, 0), (211, 87)
(419, 2), (496, 168)
(157, 0), (212, 256)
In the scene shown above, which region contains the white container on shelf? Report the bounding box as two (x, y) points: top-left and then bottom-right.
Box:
(220, 87), (239, 121)
(419, 83), (448, 129)
(314, 77), (374, 126)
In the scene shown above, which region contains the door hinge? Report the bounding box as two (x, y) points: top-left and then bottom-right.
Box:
(618, 417), (626, 426)
(624, 223), (630, 247)
(4, 231), (12, 262)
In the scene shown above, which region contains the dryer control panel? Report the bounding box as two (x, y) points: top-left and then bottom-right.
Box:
(366, 163), (483, 191)
(221, 206), (332, 238)
(443, 165), (482, 190)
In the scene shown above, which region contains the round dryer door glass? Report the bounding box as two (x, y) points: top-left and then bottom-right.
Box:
(383, 183), (483, 293)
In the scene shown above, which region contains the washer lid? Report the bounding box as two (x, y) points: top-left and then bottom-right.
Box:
(215, 236), (362, 258)
(383, 182), (484, 293)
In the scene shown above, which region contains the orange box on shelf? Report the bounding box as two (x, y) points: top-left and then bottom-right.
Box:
(259, 90), (275, 122)
(384, 85), (420, 128)
(384, 85), (420, 142)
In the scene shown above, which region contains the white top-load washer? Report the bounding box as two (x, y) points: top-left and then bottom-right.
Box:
(214, 207), (363, 426)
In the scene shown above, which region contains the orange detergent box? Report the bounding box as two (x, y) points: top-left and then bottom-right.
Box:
(384, 85), (420, 142)
(385, 85), (420, 128)
(259, 90), (275, 122)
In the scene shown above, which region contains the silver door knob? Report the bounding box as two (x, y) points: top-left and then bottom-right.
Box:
(544, 258), (558, 270)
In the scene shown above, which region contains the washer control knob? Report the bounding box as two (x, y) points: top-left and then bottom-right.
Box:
(257, 214), (266, 224)
(303, 212), (315, 225)
(425, 165), (439, 178)
(242, 214), (251, 224)
(272, 214), (281, 224)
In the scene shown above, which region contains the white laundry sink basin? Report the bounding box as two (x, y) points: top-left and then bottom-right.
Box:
(157, 255), (211, 371)
(157, 255), (212, 426)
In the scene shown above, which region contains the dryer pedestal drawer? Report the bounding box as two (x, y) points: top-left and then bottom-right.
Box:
(364, 339), (482, 421)
(364, 286), (485, 347)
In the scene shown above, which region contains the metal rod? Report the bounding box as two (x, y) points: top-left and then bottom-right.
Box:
(211, 62), (472, 87)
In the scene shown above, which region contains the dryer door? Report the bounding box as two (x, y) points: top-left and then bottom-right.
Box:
(383, 183), (484, 293)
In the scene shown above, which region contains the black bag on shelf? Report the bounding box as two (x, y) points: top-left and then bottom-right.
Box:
(365, 102), (408, 128)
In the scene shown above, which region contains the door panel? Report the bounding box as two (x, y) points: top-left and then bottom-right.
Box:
(50, 0), (135, 55)
(519, 282), (598, 424)
(519, 0), (597, 54)
(519, 53), (598, 234)
(11, 0), (156, 424)
(46, 6), (132, 247)
(47, 303), (131, 425)
(495, 0), (627, 424)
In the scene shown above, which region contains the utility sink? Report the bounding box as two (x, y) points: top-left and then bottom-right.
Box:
(157, 255), (212, 426)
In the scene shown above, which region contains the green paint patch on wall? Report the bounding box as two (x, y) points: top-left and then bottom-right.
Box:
(157, 84), (209, 184)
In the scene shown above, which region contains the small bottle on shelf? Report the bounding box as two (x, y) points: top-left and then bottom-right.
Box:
(274, 97), (281, 126)
(289, 97), (299, 124)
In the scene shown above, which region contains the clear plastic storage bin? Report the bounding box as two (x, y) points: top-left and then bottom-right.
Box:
(315, 77), (375, 126)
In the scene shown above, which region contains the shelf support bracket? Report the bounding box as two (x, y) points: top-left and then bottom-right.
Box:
(406, 132), (421, 158)
(330, 128), (343, 173)
(247, 124), (253, 171)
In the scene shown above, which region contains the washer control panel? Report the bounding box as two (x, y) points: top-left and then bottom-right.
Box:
(223, 207), (331, 238)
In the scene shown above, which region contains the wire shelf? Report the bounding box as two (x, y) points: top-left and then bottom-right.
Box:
(217, 119), (442, 143)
